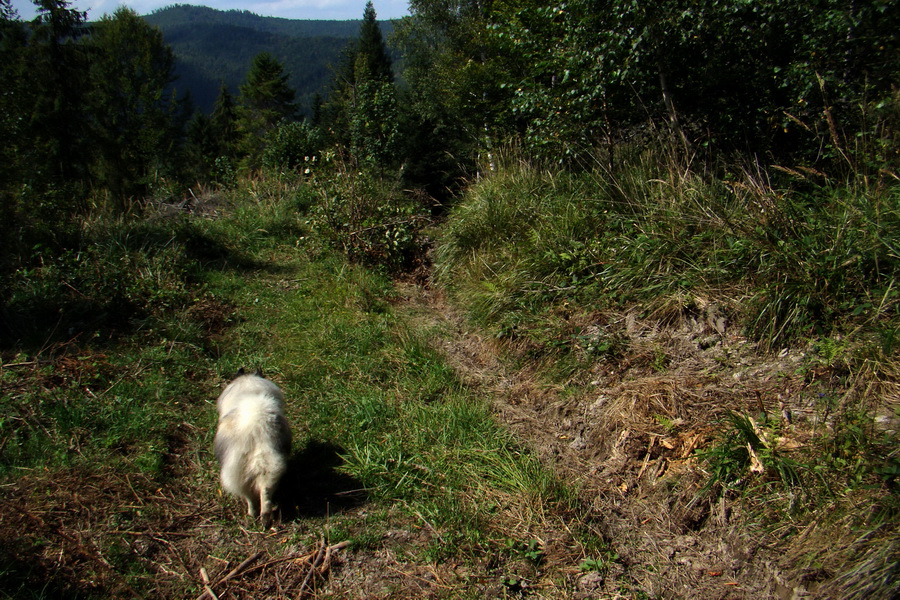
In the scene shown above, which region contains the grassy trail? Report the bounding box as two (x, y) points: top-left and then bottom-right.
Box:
(2, 185), (896, 599)
(0, 220), (609, 599)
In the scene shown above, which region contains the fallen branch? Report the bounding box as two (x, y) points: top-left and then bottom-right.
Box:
(199, 567), (218, 600)
(196, 551), (264, 600)
(196, 540), (351, 600)
(297, 539), (328, 598)
(297, 539), (351, 599)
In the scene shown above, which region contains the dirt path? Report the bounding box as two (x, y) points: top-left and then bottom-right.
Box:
(392, 280), (822, 599)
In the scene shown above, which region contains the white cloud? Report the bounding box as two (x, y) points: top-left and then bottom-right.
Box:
(10, 0), (409, 21)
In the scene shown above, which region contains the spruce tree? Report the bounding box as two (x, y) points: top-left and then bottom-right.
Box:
(27, 0), (91, 188)
(237, 52), (297, 169)
(0, 0), (26, 190)
(319, 2), (399, 171)
(211, 82), (240, 160)
(86, 6), (177, 209)
(358, 1), (393, 83)
(184, 112), (218, 184)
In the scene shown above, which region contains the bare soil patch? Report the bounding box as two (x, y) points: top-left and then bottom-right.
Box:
(391, 281), (899, 599)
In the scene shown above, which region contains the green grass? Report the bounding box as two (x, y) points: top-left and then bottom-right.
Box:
(7, 148), (894, 597)
(208, 219), (579, 556)
(434, 144), (900, 353)
(0, 174), (597, 597)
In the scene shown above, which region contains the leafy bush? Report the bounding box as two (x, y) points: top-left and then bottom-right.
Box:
(261, 121), (323, 172)
(308, 170), (429, 272)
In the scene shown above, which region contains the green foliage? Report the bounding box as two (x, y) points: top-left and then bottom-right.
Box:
(490, 0), (900, 165)
(86, 7), (182, 210)
(505, 538), (544, 565)
(392, 0), (513, 191)
(318, 1), (400, 174)
(212, 156), (237, 188)
(1, 0), (91, 210)
(211, 83), (240, 158)
(743, 182), (900, 348)
(434, 146), (899, 352)
(183, 112), (218, 184)
(237, 51), (298, 170)
(699, 412), (801, 494)
(308, 168), (428, 272)
(1, 218), (206, 347)
(261, 120), (323, 172)
(579, 549), (619, 574)
(239, 51), (297, 123)
(349, 77), (400, 170)
(357, 1), (393, 83)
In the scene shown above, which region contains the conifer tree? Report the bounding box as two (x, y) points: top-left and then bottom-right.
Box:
(0, 0), (27, 274)
(0, 0), (26, 190)
(184, 112), (217, 184)
(86, 6), (178, 209)
(358, 0), (393, 84)
(349, 2), (398, 169)
(237, 52), (297, 169)
(27, 0), (91, 188)
(320, 2), (399, 171)
(211, 83), (240, 160)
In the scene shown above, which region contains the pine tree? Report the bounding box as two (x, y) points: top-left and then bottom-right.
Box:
(358, 1), (393, 84)
(86, 6), (177, 209)
(237, 52), (297, 169)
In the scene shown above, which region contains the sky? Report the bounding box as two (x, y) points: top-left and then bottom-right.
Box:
(9, 0), (410, 21)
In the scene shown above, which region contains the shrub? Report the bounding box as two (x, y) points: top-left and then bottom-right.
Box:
(262, 121), (323, 173)
(308, 170), (429, 273)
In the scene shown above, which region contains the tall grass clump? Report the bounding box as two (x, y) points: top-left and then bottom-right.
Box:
(434, 142), (899, 351)
(740, 180), (899, 349)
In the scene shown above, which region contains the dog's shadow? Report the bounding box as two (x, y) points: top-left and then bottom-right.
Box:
(275, 440), (368, 520)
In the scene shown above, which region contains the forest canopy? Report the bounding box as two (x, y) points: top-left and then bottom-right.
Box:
(1, 0), (898, 277)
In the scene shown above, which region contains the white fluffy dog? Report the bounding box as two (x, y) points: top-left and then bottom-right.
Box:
(214, 369), (292, 524)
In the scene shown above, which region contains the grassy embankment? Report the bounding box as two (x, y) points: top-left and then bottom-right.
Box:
(435, 144), (899, 598)
(1, 141), (897, 598)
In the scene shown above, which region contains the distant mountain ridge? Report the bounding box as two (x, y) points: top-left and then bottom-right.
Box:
(142, 4), (395, 115)
(144, 4), (366, 38)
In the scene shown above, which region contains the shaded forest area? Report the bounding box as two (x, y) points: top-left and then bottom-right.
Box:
(4, 0), (897, 342)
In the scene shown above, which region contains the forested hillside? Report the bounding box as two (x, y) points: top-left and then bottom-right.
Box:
(1, 0), (898, 598)
(143, 4), (395, 113)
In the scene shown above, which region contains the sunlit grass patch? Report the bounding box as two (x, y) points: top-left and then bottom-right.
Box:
(434, 145), (899, 354)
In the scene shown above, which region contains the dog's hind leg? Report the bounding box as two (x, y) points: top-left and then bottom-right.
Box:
(245, 493), (260, 517)
(260, 486), (277, 523)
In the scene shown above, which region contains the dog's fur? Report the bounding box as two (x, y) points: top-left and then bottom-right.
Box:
(214, 369), (291, 523)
